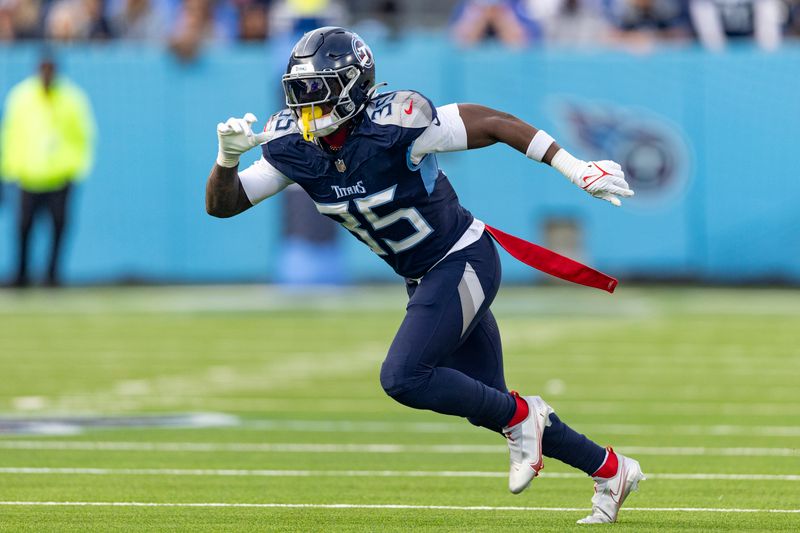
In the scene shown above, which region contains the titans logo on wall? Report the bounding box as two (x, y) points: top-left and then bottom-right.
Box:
(557, 101), (691, 205)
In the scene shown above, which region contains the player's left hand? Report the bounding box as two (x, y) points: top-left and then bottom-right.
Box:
(216, 113), (270, 168)
(574, 160), (634, 207)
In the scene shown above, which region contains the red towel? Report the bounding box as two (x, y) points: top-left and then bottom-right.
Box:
(484, 225), (618, 294)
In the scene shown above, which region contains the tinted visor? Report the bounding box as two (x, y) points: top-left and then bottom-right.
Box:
(283, 75), (343, 107)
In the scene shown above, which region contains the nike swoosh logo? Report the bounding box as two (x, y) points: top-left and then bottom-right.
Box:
(581, 163), (611, 190)
(608, 463), (627, 504)
(404, 100), (413, 115)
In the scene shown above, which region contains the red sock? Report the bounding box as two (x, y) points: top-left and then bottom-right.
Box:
(592, 447), (619, 478)
(506, 391), (529, 427)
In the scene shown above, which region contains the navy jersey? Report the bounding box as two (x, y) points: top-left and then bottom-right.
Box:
(261, 91), (474, 279)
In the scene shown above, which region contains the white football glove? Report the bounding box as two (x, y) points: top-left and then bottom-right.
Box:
(216, 113), (270, 168)
(552, 151), (634, 207)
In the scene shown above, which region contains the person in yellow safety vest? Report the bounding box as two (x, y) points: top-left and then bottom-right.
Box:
(0, 52), (96, 288)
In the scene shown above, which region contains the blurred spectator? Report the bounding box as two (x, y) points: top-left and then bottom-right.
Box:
(44, 0), (85, 42)
(44, 0), (115, 42)
(169, 0), (237, 61)
(604, 0), (692, 51)
(108, 0), (169, 41)
(270, 0), (347, 37)
(451, 0), (541, 48)
(788, 0), (800, 37)
(0, 0), (45, 40)
(0, 3), (11, 40)
(0, 52), (96, 287)
(526, 0), (611, 47)
(352, 0), (402, 41)
(689, 0), (787, 50)
(235, 0), (270, 41)
(374, 0), (402, 40)
(85, 0), (116, 39)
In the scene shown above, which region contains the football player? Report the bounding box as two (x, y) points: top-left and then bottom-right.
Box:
(206, 27), (644, 524)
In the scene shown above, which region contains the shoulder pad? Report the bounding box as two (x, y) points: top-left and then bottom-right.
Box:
(367, 90), (437, 130)
(264, 109), (300, 142)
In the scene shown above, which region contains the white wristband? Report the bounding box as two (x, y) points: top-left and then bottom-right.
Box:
(525, 130), (555, 162)
(551, 148), (586, 184)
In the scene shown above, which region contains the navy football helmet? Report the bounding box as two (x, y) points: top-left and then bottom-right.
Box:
(282, 27), (381, 140)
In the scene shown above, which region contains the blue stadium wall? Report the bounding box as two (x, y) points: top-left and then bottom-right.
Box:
(1, 40), (798, 284)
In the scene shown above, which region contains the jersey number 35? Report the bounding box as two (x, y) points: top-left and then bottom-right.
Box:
(315, 185), (433, 256)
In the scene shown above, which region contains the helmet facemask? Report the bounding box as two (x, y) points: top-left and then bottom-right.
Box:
(282, 65), (365, 141)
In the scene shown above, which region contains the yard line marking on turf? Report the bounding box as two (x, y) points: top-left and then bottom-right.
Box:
(0, 440), (797, 457)
(577, 424), (800, 437)
(261, 417), (800, 435)
(1, 467), (799, 482)
(0, 502), (798, 513)
(0, 467), (506, 478)
(242, 420), (800, 437)
(615, 446), (800, 457)
(648, 473), (800, 481)
(243, 420), (465, 433)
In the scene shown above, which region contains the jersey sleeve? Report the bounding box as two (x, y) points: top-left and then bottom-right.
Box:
(238, 156), (294, 205)
(368, 90), (439, 148)
(259, 108), (311, 182)
(263, 109), (300, 140)
(408, 103), (468, 165)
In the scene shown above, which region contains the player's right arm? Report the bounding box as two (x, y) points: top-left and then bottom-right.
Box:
(411, 103), (633, 207)
(460, 104), (633, 206)
(206, 113), (293, 218)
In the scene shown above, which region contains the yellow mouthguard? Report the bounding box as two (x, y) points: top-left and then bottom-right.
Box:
(301, 106), (323, 141)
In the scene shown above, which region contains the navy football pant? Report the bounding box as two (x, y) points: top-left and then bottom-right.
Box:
(380, 232), (606, 475)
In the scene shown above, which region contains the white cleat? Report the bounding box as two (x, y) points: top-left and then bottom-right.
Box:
(502, 393), (553, 494)
(577, 450), (646, 524)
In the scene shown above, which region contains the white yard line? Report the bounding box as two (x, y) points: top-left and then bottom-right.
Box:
(619, 446), (800, 457)
(243, 419), (800, 437)
(0, 467), (798, 482)
(572, 424), (800, 437)
(9, 397), (800, 419)
(0, 440), (797, 457)
(0, 501), (798, 513)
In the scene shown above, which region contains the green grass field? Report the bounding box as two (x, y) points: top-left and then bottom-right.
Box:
(0, 285), (798, 532)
